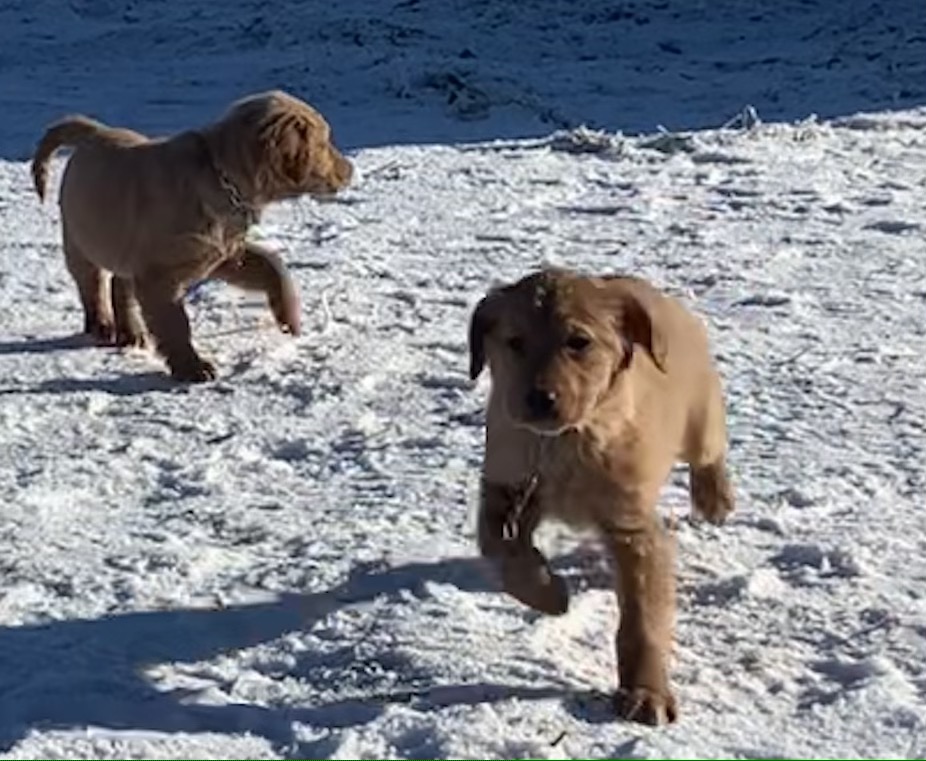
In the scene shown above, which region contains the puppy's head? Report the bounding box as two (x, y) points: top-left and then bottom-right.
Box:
(469, 269), (667, 435)
(220, 90), (353, 201)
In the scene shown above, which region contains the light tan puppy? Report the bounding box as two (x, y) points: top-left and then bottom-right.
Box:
(32, 90), (353, 381)
(469, 268), (734, 725)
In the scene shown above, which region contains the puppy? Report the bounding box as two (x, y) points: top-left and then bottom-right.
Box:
(31, 90), (353, 381)
(469, 268), (734, 725)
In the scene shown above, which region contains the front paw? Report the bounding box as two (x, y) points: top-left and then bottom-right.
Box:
(268, 271), (301, 336)
(168, 355), (217, 383)
(614, 686), (678, 726)
(500, 548), (570, 616)
(115, 327), (149, 350)
(84, 316), (116, 345)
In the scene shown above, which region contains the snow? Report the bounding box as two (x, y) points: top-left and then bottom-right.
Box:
(1, 1), (925, 758)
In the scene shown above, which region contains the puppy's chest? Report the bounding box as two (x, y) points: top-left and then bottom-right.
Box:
(484, 424), (622, 527)
(207, 215), (249, 252)
(535, 439), (613, 527)
(196, 218), (249, 268)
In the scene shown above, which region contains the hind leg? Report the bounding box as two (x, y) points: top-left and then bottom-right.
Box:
(111, 276), (148, 348)
(64, 233), (113, 343)
(686, 376), (735, 525)
(690, 458), (734, 525)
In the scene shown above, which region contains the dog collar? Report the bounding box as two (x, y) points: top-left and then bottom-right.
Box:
(502, 438), (549, 542)
(195, 131), (260, 227)
(502, 472), (540, 542)
(215, 167), (260, 227)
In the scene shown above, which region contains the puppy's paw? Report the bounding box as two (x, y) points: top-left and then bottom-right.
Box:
(85, 317), (116, 345)
(261, 250), (301, 336)
(614, 686), (678, 726)
(169, 356), (217, 383)
(501, 549), (570, 616)
(690, 461), (735, 526)
(271, 285), (301, 336)
(115, 328), (149, 350)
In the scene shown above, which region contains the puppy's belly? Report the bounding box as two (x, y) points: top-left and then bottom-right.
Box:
(85, 246), (134, 278)
(539, 478), (656, 533)
(64, 222), (137, 278)
(537, 484), (608, 530)
(67, 225), (223, 282)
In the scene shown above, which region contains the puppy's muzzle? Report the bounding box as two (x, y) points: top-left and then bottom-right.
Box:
(525, 387), (557, 420)
(332, 153), (353, 189)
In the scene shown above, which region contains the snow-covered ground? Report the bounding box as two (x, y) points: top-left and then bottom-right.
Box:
(2, 0), (925, 156)
(1, 1), (926, 759)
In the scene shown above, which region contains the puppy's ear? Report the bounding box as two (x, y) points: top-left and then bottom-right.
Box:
(607, 281), (668, 373)
(468, 290), (502, 380)
(280, 119), (313, 186)
(261, 113), (312, 185)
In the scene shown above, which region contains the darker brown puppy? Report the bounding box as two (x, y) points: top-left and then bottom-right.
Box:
(32, 90), (353, 381)
(469, 268), (734, 725)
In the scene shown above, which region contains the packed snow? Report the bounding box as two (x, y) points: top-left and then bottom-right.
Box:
(1, 1), (925, 758)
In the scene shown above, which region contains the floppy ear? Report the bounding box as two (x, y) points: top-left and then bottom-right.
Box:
(609, 283), (668, 373)
(261, 113), (312, 185)
(468, 291), (500, 380)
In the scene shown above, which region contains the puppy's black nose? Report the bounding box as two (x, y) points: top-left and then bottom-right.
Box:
(525, 387), (557, 419)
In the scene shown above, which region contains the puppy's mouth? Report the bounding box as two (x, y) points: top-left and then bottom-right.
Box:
(307, 183), (347, 200)
(309, 190), (339, 202)
(514, 420), (575, 437)
(503, 402), (576, 437)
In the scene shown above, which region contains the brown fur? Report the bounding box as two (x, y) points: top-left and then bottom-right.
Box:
(32, 90), (353, 381)
(469, 267), (734, 725)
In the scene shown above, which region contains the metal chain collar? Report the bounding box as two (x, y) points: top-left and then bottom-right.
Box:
(501, 437), (548, 543)
(216, 169), (259, 226)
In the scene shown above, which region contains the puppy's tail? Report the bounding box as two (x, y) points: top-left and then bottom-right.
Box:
(31, 116), (111, 202)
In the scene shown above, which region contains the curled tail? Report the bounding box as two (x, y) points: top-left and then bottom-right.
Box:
(31, 115), (112, 202)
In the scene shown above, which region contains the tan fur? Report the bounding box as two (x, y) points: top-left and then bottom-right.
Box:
(469, 267), (734, 725)
(32, 90), (353, 381)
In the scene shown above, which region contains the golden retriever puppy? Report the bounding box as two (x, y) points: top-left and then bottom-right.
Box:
(31, 90), (353, 381)
(469, 267), (734, 725)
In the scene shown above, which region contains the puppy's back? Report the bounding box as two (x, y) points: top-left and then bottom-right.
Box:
(32, 115), (146, 202)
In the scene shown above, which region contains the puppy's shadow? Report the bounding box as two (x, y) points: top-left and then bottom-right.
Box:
(0, 372), (178, 397)
(33, 372), (179, 396)
(0, 556), (598, 757)
(0, 333), (91, 356)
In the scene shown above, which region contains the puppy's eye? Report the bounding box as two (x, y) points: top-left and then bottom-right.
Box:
(506, 336), (525, 353)
(565, 334), (591, 353)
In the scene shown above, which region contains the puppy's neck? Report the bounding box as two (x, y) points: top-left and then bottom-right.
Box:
(194, 131), (262, 225)
(575, 379), (638, 456)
